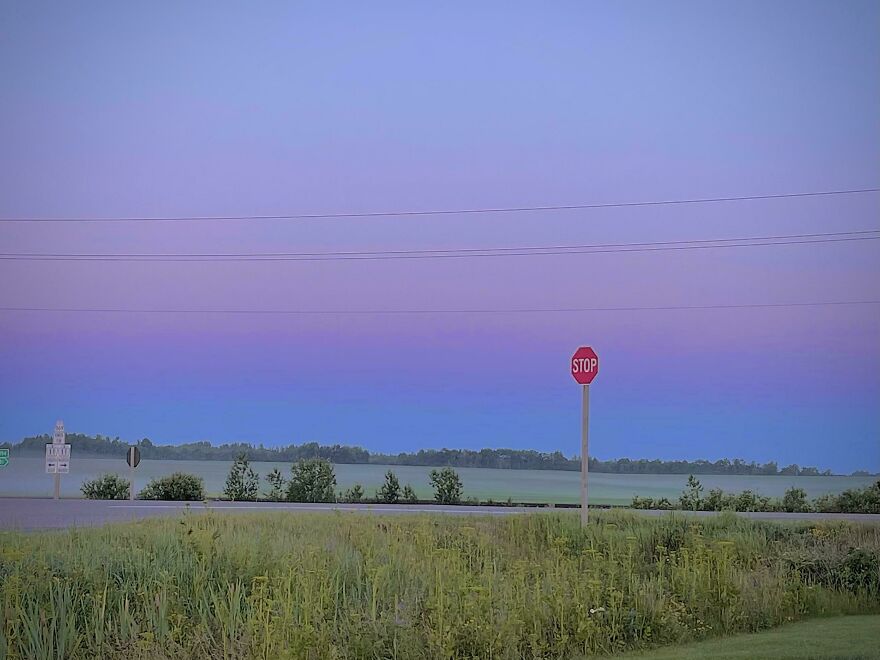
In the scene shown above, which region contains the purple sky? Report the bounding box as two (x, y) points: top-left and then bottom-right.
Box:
(1, 1), (878, 472)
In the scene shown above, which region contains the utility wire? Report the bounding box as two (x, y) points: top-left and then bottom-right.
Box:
(1, 301), (878, 316)
(0, 188), (877, 223)
(2, 230), (878, 262)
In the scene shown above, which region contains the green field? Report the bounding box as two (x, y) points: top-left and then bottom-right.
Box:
(0, 511), (878, 658)
(599, 615), (880, 659)
(2, 457), (876, 503)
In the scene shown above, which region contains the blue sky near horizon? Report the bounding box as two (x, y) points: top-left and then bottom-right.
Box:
(1, 1), (878, 472)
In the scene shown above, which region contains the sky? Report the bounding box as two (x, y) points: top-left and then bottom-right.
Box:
(0, 1), (878, 472)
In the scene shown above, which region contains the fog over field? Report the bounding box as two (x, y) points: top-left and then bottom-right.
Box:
(3, 457), (876, 503)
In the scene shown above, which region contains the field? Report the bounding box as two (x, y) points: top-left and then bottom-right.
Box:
(601, 615), (880, 659)
(0, 511), (878, 658)
(2, 457), (876, 504)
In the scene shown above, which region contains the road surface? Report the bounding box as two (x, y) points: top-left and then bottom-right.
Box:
(1, 498), (878, 531)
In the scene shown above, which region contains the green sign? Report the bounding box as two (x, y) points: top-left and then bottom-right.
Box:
(0, 448), (8, 467)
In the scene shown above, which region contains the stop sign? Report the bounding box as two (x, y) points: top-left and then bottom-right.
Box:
(571, 346), (599, 384)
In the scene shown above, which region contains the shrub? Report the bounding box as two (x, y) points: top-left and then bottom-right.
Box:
(81, 473), (130, 500)
(138, 472), (204, 501)
(342, 483), (365, 502)
(634, 481), (880, 514)
(704, 487), (729, 511)
(813, 493), (837, 513)
(833, 480), (880, 514)
(224, 452), (259, 501)
(678, 475), (704, 511)
(782, 487), (811, 513)
(631, 496), (674, 510)
(429, 467), (463, 504)
(265, 468), (286, 501)
(376, 470), (401, 503)
(734, 490), (761, 512)
(287, 458), (336, 503)
(838, 547), (880, 593)
(402, 484), (418, 503)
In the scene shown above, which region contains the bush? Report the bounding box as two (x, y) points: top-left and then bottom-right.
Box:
(138, 472), (205, 501)
(429, 467), (463, 504)
(224, 452), (259, 501)
(734, 490), (761, 512)
(634, 480), (879, 514)
(287, 458), (336, 503)
(81, 473), (130, 500)
(782, 487), (811, 513)
(631, 496), (674, 510)
(265, 468), (286, 501)
(833, 480), (880, 514)
(704, 487), (730, 511)
(342, 483), (364, 502)
(376, 470), (401, 503)
(813, 493), (837, 513)
(402, 484), (418, 503)
(678, 475), (704, 511)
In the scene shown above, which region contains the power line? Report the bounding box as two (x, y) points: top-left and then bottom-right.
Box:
(1, 187), (877, 223)
(2, 230), (878, 262)
(1, 300), (877, 316)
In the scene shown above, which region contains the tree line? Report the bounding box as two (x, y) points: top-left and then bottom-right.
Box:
(5, 432), (866, 476)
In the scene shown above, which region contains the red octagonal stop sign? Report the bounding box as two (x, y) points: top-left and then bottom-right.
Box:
(571, 346), (599, 384)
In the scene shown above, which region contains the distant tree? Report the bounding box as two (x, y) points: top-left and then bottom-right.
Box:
(376, 470), (401, 503)
(402, 484), (418, 503)
(287, 458), (336, 503)
(1, 432), (843, 476)
(430, 467), (463, 504)
(224, 452), (259, 501)
(265, 468), (286, 501)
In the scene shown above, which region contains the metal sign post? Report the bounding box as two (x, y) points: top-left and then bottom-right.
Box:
(571, 347), (599, 526)
(581, 383), (590, 526)
(126, 446), (141, 501)
(46, 420), (71, 500)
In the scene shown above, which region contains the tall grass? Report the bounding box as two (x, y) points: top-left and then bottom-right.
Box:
(1, 511), (878, 658)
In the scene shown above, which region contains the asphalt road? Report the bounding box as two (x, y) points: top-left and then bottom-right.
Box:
(1, 498), (878, 531)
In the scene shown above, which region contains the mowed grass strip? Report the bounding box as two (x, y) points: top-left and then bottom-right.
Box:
(597, 614), (880, 659)
(0, 511), (878, 659)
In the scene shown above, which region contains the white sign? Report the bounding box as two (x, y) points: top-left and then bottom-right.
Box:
(53, 420), (66, 445)
(46, 443), (71, 474)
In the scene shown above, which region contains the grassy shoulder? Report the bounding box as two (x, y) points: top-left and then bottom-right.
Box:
(1, 511), (878, 658)
(598, 615), (880, 659)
